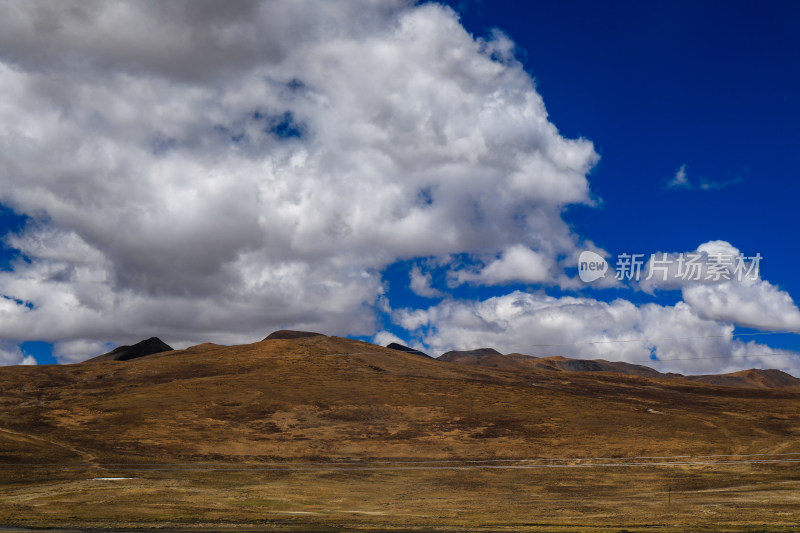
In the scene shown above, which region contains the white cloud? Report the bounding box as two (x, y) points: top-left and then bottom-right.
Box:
(0, 1), (599, 361)
(682, 280), (800, 332)
(372, 330), (431, 355)
(394, 308), (431, 332)
(0, 342), (36, 366)
(666, 164), (689, 189)
(409, 266), (444, 298)
(639, 240), (800, 332)
(450, 245), (553, 286)
(373, 330), (406, 347)
(666, 164), (741, 190)
(53, 340), (114, 364)
(396, 291), (800, 376)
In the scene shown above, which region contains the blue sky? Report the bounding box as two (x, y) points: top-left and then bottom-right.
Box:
(462, 0), (799, 282)
(0, 1), (798, 373)
(375, 0), (800, 354)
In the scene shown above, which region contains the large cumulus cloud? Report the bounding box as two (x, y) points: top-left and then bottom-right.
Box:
(638, 241), (800, 332)
(0, 1), (597, 360)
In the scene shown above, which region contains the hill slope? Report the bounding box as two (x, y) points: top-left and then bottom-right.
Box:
(441, 349), (800, 389)
(1, 333), (799, 466)
(3, 333), (800, 530)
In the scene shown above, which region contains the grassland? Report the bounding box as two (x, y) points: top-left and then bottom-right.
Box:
(1, 335), (799, 530)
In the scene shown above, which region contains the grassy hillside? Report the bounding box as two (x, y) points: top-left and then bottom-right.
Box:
(1, 334), (800, 530)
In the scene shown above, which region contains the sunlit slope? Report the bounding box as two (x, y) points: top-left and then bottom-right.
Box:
(1, 333), (799, 465)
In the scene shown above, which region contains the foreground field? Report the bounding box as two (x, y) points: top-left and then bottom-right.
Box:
(3, 461), (800, 531)
(1, 334), (800, 530)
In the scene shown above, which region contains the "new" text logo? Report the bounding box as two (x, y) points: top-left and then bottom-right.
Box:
(578, 251), (608, 283)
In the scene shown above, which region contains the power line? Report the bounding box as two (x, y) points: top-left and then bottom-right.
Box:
(630, 352), (798, 364)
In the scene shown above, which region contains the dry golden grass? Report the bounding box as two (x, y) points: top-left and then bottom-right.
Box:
(1, 335), (800, 530)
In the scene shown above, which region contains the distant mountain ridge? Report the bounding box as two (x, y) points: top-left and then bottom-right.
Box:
(81, 331), (799, 389)
(6, 331), (799, 470)
(437, 348), (800, 389)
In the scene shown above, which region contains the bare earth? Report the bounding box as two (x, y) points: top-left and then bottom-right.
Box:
(1, 334), (800, 531)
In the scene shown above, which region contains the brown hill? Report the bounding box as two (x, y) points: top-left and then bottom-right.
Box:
(439, 347), (504, 359)
(445, 349), (799, 388)
(688, 368), (800, 389)
(0, 334), (798, 465)
(512, 354), (670, 379)
(437, 348), (526, 370)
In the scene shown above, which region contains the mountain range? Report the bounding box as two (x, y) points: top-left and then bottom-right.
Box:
(0, 329), (796, 463)
(436, 346), (800, 389)
(84, 333), (800, 389)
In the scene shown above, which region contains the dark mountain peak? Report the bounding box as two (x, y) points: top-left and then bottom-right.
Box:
(438, 348), (502, 361)
(263, 330), (326, 341)
(386, 342), (431, 358)
(87, 337), (173, 363)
